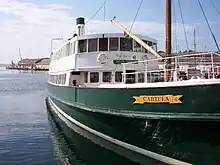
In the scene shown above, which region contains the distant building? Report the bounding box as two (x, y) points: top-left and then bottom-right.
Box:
(18, 58), (38, 69)
(17, 57), (49, 71)
(35, 58), (50, 70)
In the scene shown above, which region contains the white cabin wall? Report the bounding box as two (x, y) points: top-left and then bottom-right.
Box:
(75, 51), (159, 71)
(49, 55), (76, 73)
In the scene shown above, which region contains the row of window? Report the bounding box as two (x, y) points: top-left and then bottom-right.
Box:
(51, 37), (157, 61)
(78, 38), (157, 53)
(49, 74), (66, 85)
(84, 71), (145, 83)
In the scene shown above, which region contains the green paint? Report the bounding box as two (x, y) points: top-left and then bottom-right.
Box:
(113, 60), (138, 65)
(47, 83), (220, 120)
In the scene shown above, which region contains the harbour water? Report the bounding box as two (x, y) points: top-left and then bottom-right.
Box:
(0, 67), (143, 165)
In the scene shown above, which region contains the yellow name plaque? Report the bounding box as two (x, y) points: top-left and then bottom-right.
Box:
(133, 95), (183, 104)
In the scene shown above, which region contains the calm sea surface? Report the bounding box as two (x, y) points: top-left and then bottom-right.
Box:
(0, 67), (143, 165)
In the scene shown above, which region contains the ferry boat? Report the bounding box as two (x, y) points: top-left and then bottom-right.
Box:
(46, 1), (220, 164)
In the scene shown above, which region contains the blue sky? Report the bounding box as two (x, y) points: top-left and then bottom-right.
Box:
(0, 0), (220, 63)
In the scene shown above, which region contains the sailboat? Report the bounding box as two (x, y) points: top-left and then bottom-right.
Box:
(46, 0), (220, 164)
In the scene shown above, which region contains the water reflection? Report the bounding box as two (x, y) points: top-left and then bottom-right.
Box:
(46, 106), (157, 165)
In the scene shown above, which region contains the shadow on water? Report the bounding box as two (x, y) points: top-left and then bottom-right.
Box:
(46, 107), (152, 165)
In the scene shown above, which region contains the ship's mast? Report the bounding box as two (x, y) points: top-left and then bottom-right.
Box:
(165, 0), (172, 81)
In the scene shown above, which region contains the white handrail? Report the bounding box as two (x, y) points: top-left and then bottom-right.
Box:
(123, 51), (219, 65)
(121, 51), (220, 83)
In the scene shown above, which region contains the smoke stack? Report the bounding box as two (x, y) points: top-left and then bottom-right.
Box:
(76, 17), (85, 36)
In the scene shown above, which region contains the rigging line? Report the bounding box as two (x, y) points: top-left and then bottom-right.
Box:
(110, 0), (143, 82)
(177, 0), (189, 51)
(172, 0), (178, 53)
(128, 0), (143, 33)
(86, 0), (107, 24)
(197, 0), (220, 51)
(209, 0), (220, 16)
(103, 0), (106, 22)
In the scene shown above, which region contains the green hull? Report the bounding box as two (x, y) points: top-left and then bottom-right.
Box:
(46, 82), (220, 164)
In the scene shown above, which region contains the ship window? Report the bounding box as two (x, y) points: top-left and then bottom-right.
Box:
(126, 70), (135, 84)
(148, 41), (152, 46)
(133, 41), (141, 52)
(55, 75), (58, 84)
(120, 38), (133, 51)
(103, 72), (112, 82)
(153, 42), (157, 51)
(78, 40), (87, 53)
(99, 38), (108, 51)
(60, 75), (62, 84)
(60, 74), (63, 84)
(84, 72), (88, 83)
(90, 72), (99, 83)
(63, 74), (66, 84)
(69, 43), (72, 54)
(141, 40), (148, 53)
(72, 42), (75, 54)
(88, 39), (97, 52)
(109, 38), (119, 51)
(138, 73), (145, 83)
(58, 74), (62, 84)
(115, 71), (122, 82)
(71, 71), (80, 75)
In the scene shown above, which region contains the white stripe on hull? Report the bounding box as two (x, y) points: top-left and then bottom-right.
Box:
(47, 97), (192, 165)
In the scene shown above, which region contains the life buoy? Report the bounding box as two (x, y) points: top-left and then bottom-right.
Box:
(97, 53), (108, 64)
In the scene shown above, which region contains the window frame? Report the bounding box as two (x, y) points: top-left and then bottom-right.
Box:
(102, 72), (112, 82)
(78, 39), (87, 53)
(88, 38), (98, 52)
(90, 72), (99, 83)
(99, 38), (108, 51)
(115, 71), (123, 82)
(109, 37), (119, 51)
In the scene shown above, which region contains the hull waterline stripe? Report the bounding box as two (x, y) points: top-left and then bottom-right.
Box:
(48, 97), (192, 165)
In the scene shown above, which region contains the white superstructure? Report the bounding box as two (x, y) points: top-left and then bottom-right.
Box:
(48, 17), (159, 87)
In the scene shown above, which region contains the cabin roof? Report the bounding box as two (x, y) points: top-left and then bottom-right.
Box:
(75, 32), (157, 43)
(53, 32), (158, 53)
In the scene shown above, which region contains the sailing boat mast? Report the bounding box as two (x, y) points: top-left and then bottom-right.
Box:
(165, 0), (172, 81)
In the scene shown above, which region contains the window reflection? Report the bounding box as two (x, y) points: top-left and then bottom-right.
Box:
(115, 71), (122, 82)
(141, 40), (149, 53)
(88, 39), (97, 52)
(99, 38), (108, 51)
(90, 72), (99, 83)
(84, 72), (88, 83)
(138, 73), (145, 83)
(109, 38), (118, 51)
(103, 72), (111, 82)
(78, 40), (87, 53)
(133, 41), (141, 52)
(120, 38), (133, 51)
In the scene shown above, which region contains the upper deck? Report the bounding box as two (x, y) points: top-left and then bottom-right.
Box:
(49, 32), (159, 73)
(51, 32), (157, 62)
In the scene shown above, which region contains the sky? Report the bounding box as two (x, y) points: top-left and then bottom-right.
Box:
(0, 0), (220, 64)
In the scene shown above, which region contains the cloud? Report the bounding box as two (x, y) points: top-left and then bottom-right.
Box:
(0, 0), (195, 64)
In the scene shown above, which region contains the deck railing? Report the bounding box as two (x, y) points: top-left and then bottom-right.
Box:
(121, 52), (220, 83)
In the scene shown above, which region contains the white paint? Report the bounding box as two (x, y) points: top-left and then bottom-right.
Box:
(98, 78), (220, 89)
(49, 55), (76, 73)
(77, 24), (85, 36)
(75, 33), (157, 44)
(48, 97), (192, 165)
